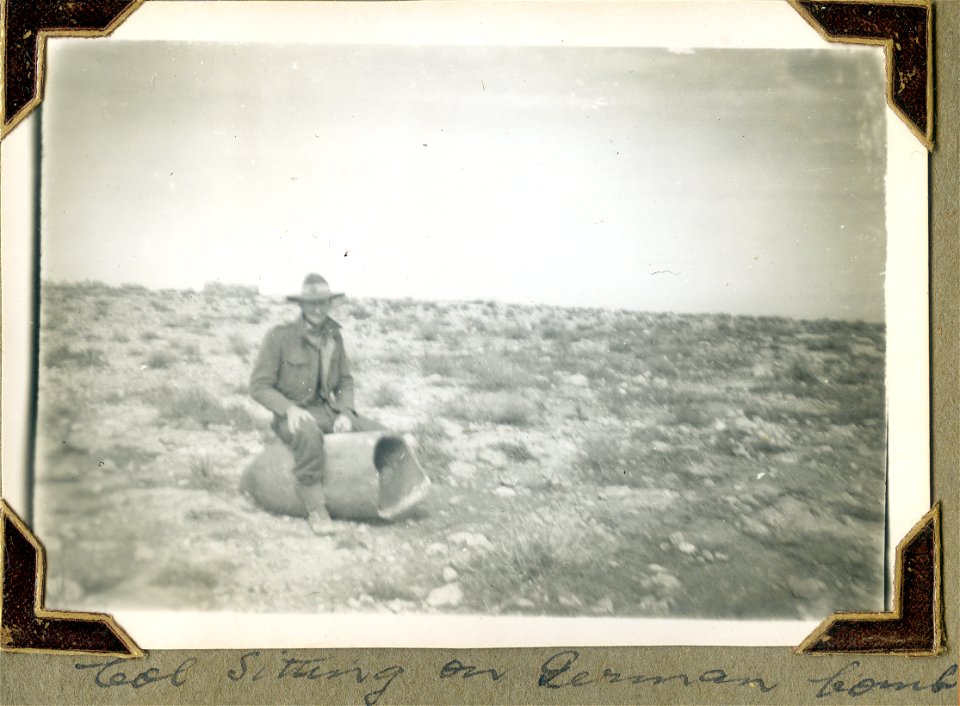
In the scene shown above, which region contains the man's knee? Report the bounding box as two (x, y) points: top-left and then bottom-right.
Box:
(351, 413), (386, 432)
(291, 422), (325, 453)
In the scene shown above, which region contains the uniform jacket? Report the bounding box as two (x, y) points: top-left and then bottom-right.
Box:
(250, 316), (355, 418)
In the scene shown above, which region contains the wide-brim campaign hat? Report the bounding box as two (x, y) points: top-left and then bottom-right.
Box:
(287, 273), (345, 303)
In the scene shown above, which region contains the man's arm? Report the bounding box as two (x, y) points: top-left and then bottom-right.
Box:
(249, 328), (297, 416)
(333, 338), (356, 413)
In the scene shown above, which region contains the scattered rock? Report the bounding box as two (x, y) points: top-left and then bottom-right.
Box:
(442, 566), (458, 582)
(425, 542), (446, 557)
(788, 576), (828, 600)
(593, 596), (614, 613)
(677, 542), (697, 555)
(752, 363), (775, 378)
(566, 373), (590, 387)
(497, 471), (520, 487)
(647, 564), (668, 573)
(740, 516), (771, 538)
(385, 599), (416, 613)
(653, 573), (682, 591)
(702, 550), (714, 561)
(493, 486), (516, 498)
(513, 597), (536, 609)
(426, 582), (463, 608)
(478, 448), (508, 468)
(448, 532), (493, 550)
(597, 485), (632, 499)
(449, 461), (477, 479)
(558, 594), (583, 608)
(438, 419), (464, 438)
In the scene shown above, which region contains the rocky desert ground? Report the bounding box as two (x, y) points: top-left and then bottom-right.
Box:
(31, 280), (886, 620)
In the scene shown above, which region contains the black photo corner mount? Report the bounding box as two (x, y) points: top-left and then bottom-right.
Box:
(789, 0), (934, 149)
(1, 0), (146, 137)
(1, 500), (144, 657)
(796, 504), (943, 655)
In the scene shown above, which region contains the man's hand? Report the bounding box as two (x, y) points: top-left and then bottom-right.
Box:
(332, 413), (354, 433)
(285, 406), (316, 433)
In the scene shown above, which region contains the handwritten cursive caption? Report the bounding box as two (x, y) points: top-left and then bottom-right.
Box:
(73, 652), (958, 704)
(810, 661), (957, 700)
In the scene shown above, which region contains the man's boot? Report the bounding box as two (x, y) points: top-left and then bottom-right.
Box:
(297, 481), (339, 536)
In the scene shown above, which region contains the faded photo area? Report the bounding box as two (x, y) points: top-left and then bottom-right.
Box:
(34, 40), (887, 621)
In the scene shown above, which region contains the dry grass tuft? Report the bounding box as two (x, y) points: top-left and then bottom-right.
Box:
(442, 393), (539, 427)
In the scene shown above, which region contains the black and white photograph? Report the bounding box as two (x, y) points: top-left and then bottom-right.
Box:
(4, 1), (930, 647)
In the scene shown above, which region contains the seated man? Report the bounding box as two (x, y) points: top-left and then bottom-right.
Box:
(250, 273), (383, 535)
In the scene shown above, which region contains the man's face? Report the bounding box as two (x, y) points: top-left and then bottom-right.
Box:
(299, 299), (334, 328)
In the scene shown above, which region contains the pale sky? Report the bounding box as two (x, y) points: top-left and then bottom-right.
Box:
(41, 41), (886, 320)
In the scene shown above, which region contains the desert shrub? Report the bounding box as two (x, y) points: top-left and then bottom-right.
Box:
(154, 387), (259, 431)
(108, 444), (159, 470)
(712, 427), (751, 456)
(541, 326), (571, 342)
(150, 300), (173, 313)
(165, 316), (193, 330)
(412, 417), (453, 473)
(806, 336), (852, 354)
(749, 437), (788, 455)
(246, 309), (267, 324)
(455, 515), (625, 613)
(668, 403), (712, 428)
(442, 393), (539, 427)
(202, 281), (259, 298)
(146, 349), (178, 369)
(574, 435), (645, 487)
(787, 359), (820, 386)
(420, 354), (460, 378)
(111, 331), (130, 343)
(363, 575), (423, 603)
(379, 350), (409, 366)
(832, 365), (876, 386)
(502, 324), (529, 340)
(607, 337), (637, 354)
(43, 344), (106, 369)
(188, 454), (232, 492)
(466, 354), (530, 391)
(39, 390), (86, 451)
(477, 522), (568, 582)
(178, 342), (203, 363)
(228, 333), (251, 359)
(41, 308), (68, 331)
(418, 322), (441, 342)
(700, 348), (751, 375)
(493, 440), (536, 463)
(830, 399), (883, 428)
(140, 330), (160, 341)
(92, 299), (111, 319)
(372, 382), (404, 408)
(350, 303), (372, 320)
(151, 561), (220, 590)
(646, 355), (678, 379)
